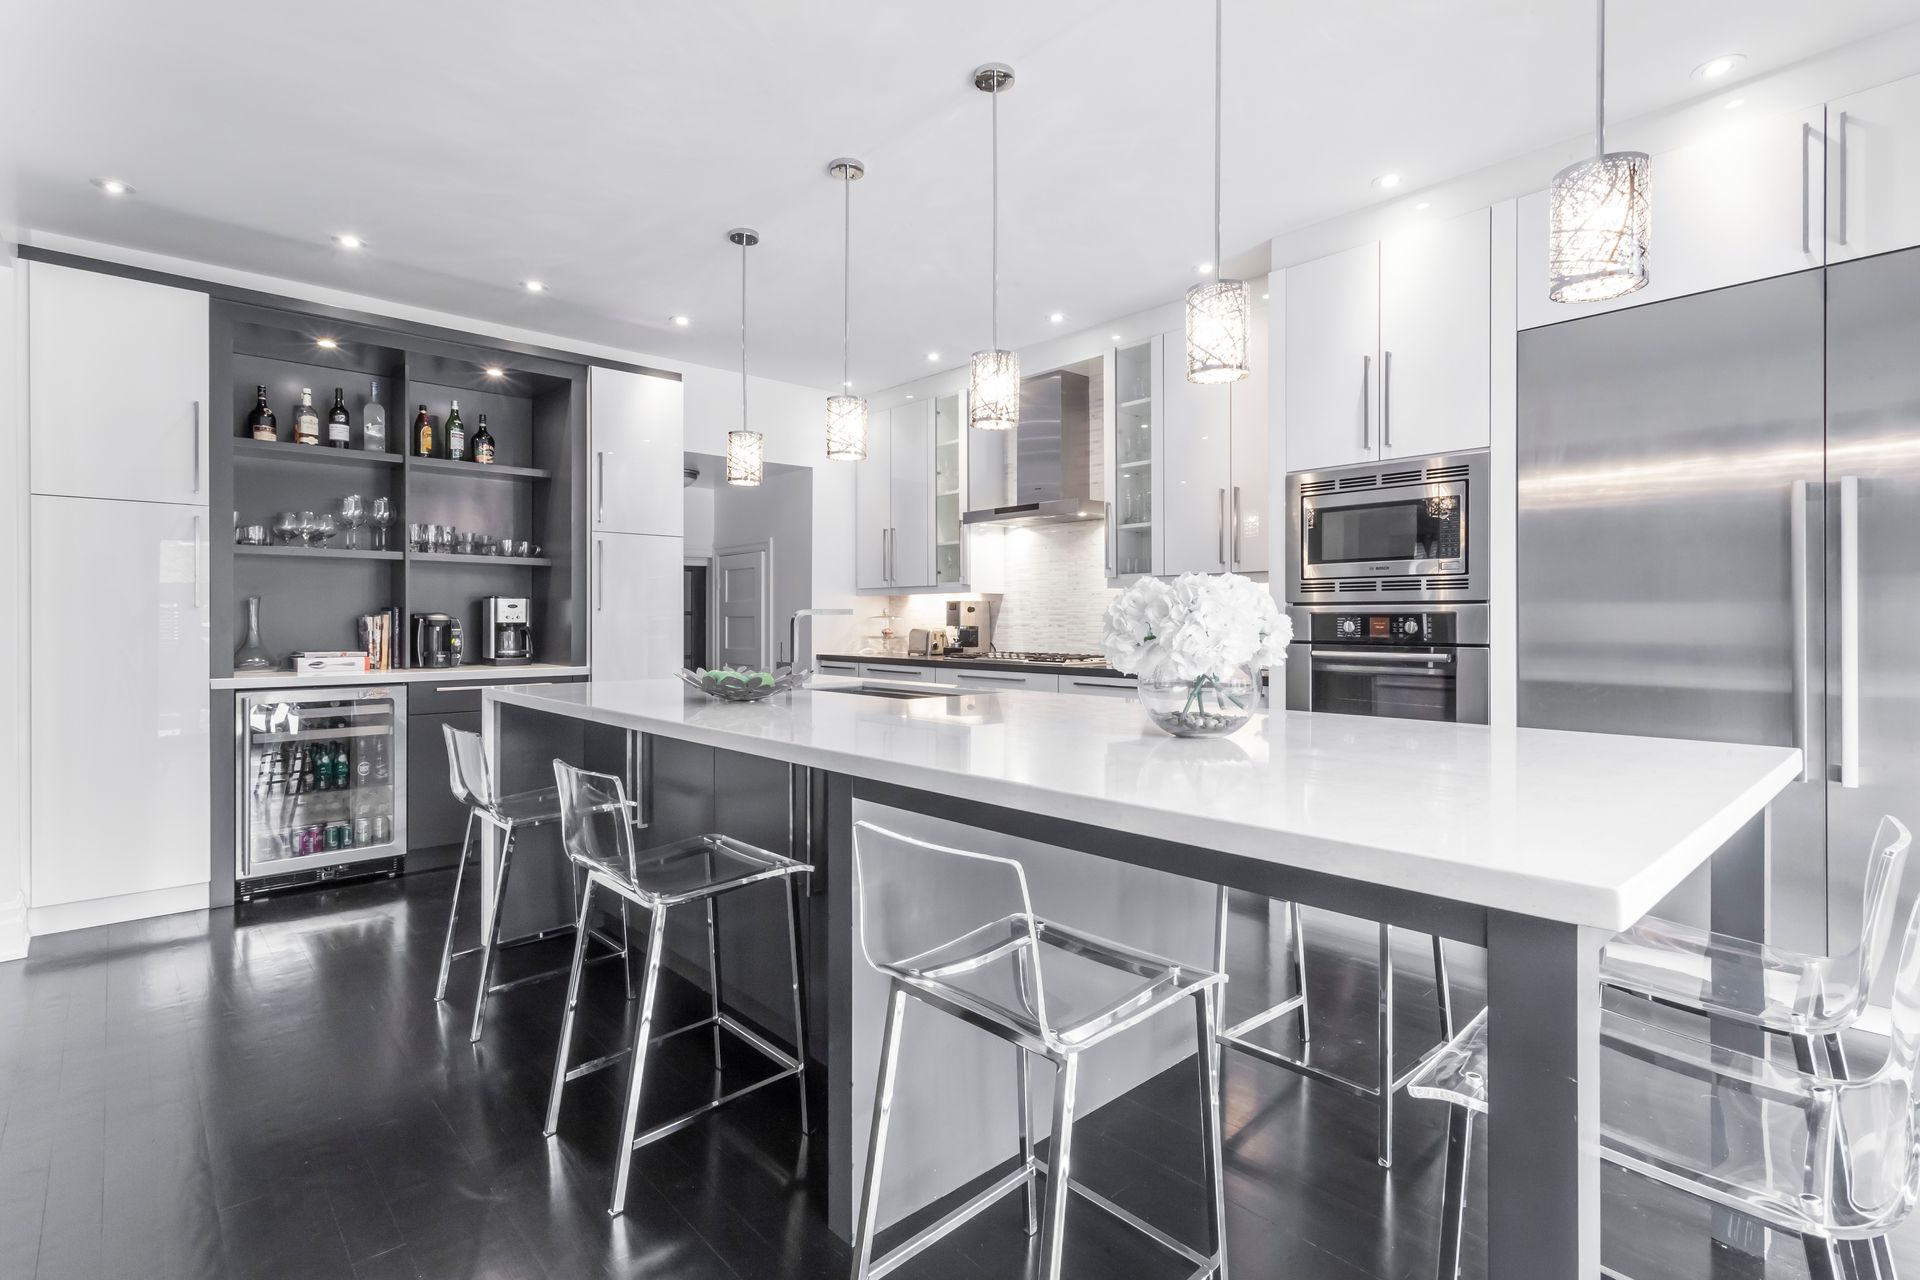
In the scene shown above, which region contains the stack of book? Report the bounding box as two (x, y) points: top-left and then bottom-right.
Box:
(357, 609), (404, 670)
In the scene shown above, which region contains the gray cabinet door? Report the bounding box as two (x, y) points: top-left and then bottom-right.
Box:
(407, 710), (478, 858)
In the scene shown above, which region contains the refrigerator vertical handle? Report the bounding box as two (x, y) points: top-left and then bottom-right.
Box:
(1836, 111), (1850, 248)
(192, 400), (204, 495)
(1217, 488), (1227, 565)
(1800, 122), (1813, 255)
(192, 514), (206, 610)
(1839, 475), (1860, 788)
(595, 538), (604, 612)
(1382, 351), (1393, 451)
(1231, 486), (1242, 568)
(1360, 355), (1372, 449)
(1789, 481), (1811, 783)
(1104, 502), (1114, 576)
(595, 451), (608, 525)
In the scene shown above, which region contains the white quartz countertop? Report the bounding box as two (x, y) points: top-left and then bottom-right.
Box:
(212, 663), (589, 690)
(488, 678), (1802, 932)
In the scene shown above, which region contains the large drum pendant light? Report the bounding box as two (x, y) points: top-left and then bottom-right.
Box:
(824, 158), (869, 461)
(725, 227), (764, 486)
(969, 63), (1019, 431)
(1185, 0), (1249, 385)
(1548, 0), (1650, 303)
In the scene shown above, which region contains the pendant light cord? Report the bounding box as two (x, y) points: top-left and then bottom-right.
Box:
(842, 171), (852, 392)
(739, 238), (748, 432)
(1594, 0), (1607, 158)
(990, 76), (1000, 350)
(1213, 0), (1223, 281)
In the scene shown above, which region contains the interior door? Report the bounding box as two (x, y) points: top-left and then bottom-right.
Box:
(1284, 242), (1379, 472)
(591, 531), (682, 678)
(713, 547), (768, 670)
(855, 407), (891, 588)
(29, 262), (209, 504)
(1380, 207), (1491, 459)
(888, 400), (934, 588)
(31, 495), (210, 907)
(590, 366), (685, 535)
(1160, 328), (1233, 575)
(1825, 246), (1920, 1001)
(1517, 270), (1828, 948)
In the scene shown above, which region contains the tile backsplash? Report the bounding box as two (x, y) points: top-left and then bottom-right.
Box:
(881, 522), (1117, 655)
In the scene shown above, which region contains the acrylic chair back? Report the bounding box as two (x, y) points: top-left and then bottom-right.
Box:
(851, 820), (1052, 1038)
(442, 723), (496, 810)
(1838, 815), (1916, 1017)
(551, 760), (639, 886)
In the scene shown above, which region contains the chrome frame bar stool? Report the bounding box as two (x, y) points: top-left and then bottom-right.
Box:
(850, 820), (1229, 1280)
(1213, 888), (1454, 1166)
(434, 725), (630, 1043)
(544, 760), (813, 1218)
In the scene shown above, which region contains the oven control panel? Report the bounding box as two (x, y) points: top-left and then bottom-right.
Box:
(1310, 612), (1456, 644)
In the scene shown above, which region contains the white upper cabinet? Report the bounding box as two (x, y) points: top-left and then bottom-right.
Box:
(1105, 336), (1164, 581)
(1380, 207), (1492, 460)
(888, 399), (935, 590)
(854, 408), (892, 590)
(1828, 74), (1920, 263)
(1161, 332), (1234, 575)
(590, 366), (684, 536)
(1517, 104), (1827, 330)
(1229, 298), (1270, 573)
(29, 262), (208, 504)
(1284, 242), (1381, 472)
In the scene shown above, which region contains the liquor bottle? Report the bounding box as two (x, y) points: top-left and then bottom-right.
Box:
(414, 405), (433, 457)
(293, 388), (321, 447)
(299, 743), (318, 793)
(445, 401), (466, 462)
(247, 385), (277, 442)
(327, 388), (351, 449)
(471, 413), (495, 465)
(362, 380), (387, 453)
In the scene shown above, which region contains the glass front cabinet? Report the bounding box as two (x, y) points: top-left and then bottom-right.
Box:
(1105, 336), (1164, 582)
(934, 391), (967, 588)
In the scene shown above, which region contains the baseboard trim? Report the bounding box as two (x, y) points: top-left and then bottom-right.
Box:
(27, 882), (210, 937)
(0, 892), (26, 962)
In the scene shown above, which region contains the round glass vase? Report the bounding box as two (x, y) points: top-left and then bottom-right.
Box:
(1137, 665), (1258, 738)
(234, 596), (274, 671)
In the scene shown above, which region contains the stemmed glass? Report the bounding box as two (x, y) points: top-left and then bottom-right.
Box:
(295, 511), (318, 546)
(272, 512), (300, 546)
(309, 514), (338, 547)
(369, 498), (393, 551)
(338, 495), (366, 550)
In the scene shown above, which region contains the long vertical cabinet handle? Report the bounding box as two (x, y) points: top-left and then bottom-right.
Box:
(1801, 122), (1814, 255)
(1360, 355), (1372, 449)
(1839, 476), (1860, 788)
(192, 400), (204, 495)
(1382, 352), (1393, 451)
(1231, 486), (1242, 569)
(595, 538), (604, 612)
(1789, 481), (1811, 783)
(192, 514), (206, 609)
(595, 451), (608, 525)
(1105, 502), (1115, 576)
(1836, 111), (1850, 248)
(1217, 489), (1227, 566)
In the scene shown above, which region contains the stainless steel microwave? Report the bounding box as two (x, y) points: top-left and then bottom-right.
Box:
(1285, 449), (1489, 604)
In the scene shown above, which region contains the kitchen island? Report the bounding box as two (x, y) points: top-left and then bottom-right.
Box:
(484, 677), (1801, 1280)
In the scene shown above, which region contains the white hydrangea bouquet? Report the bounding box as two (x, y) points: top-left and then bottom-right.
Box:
(1102, 572), (1291, 736)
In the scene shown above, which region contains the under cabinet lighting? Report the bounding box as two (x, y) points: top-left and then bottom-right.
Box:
(332, 233), (364, 249)
(1692, 54), (1744, 81)
(315, 338), (338, 349)
(91, 178), (133, 195)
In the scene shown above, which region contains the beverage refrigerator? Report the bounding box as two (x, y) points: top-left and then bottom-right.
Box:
(236, 686), (408, 900)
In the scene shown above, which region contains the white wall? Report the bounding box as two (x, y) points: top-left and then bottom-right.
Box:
(0, 250), (27, 960)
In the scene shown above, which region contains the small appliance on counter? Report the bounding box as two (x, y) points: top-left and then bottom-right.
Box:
(946, 600), (993, 655)
(482, 597), (533, 665)
(907, 628), (932, 657)
(411, 613), (463, 668)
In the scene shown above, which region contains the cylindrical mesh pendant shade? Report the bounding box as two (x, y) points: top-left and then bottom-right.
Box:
(1185, 278), (1251, 384)
(1548, 151), (1650, 303)
(969, 349), (1019, 431)
(725, 429), (764, 486)
(825, 395), (868, 461)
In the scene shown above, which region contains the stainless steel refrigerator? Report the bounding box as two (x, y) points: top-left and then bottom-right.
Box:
(1518, 249), (1920, 996)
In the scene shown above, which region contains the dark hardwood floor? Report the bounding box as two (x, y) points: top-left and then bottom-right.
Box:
(0, 869), (1907, 1279)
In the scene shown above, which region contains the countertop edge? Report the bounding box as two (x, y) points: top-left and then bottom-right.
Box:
(817, 653), (1131, 679)
(211, 664), (591, 690)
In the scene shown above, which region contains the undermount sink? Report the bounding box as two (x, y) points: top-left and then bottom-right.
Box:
(810, 682), (963, 701)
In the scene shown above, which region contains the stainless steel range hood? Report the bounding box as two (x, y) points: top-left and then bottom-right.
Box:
(962, 369), (1103, 528)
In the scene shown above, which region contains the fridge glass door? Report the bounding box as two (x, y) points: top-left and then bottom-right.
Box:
(240, 689), (404, 877)
(1825, 247), (1920, 1003)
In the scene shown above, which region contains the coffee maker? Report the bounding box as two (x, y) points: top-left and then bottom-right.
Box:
(946, 599), (993, 655)
(412, 613), (463, 668)
(482, 597), (532, 665)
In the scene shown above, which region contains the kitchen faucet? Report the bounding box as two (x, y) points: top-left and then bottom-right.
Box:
(787, 608), (853, 670)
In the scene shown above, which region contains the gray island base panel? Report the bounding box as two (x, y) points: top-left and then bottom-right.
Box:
(482, 678), (1801, 1280)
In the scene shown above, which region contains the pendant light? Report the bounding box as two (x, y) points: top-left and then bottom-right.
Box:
(969, 63), (1019, 431)
(1548, 0), (1650, 303)
(725, 228), (764, 486)
(824, 158), (869, 461)
(1185, 0), (1250, 384)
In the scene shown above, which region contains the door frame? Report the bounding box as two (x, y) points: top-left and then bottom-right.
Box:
(713, 539), (774, 669)
(683, 555), (713, 669)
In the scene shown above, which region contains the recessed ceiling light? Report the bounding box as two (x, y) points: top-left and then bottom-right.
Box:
(926, 352), (940, 362)
(522, 280), (547, 293)
(843, 379), (853, 387)
(1724, 97), (1747, 111)
(90, 178), (133, 196)
(1197, 262), (1214, 274)
(316, 338), (338, 350)
(1692, 53), (1745, 81)
(670, 314), (691, 327)
(1048, 312), (1065, 324)
(1110, 334), (1123, 342)
(1373, 173), (1402, 190)
(332, 233), (364, 249)
(1415, 200), (1433, 211)
(905, 394), (915, 400)
(485, 366), (505, 378)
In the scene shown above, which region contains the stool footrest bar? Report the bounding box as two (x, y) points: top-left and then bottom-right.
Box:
(868, 1162), (1037, 1280)
(1068, 1178), (1214, 1271)
(628, 1066), (801, 1152)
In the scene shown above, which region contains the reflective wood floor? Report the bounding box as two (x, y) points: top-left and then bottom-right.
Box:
(0, 869), (1908, 1279)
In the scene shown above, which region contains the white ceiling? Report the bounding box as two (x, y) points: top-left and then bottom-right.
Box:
(4, 2), (1914, 391)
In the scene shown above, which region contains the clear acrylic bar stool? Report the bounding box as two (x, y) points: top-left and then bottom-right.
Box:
(1213, 888), (1455, 1166)
(1602, 816), (1912, 1077)
(1409, 817), (1920, 1280)
(544, 760), (812, 1218)
(433, 725), (630, 1043)
(850, 821), (1229, 1280)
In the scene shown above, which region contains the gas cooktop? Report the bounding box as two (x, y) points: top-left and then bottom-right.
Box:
(977, 651), (1106, 666)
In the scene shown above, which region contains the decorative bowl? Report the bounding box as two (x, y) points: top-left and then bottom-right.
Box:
(678, 665), (810, 702)
(1137, 665), (1258, 738)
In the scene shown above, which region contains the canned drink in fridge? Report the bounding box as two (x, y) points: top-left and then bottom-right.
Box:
(374, 815), (392, 844)
(325, 823), (344, 852)
(353, 818), (372, 847)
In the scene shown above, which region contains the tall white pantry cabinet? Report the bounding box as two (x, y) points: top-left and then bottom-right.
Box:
(588, 365), (685, 678)
(26, 261), (212, 934)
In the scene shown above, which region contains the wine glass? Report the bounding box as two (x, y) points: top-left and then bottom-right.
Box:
(272, 512), (300, 545)
(369, 497), (393, 551)
(310, 514), (338, 547)
(337, 495), (366, 550)
(296, 511), (318, 546)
